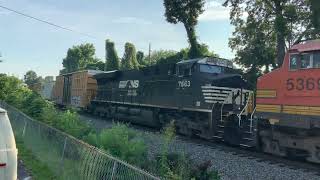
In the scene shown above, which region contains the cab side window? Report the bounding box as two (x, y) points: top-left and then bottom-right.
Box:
(301, 53), (312, 69)
(177, 65), (191, 77)
(289, 54), (299, 70)
(313, 52), (320, 68)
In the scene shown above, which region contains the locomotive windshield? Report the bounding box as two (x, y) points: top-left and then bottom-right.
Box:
(289, 51), (320, 70)
(199, 64), (222, 74)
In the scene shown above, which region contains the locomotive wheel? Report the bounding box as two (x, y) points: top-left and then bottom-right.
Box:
(177, 123), (192, 137)
(306, 145), (320, 163)
(260, 135), (286, 157)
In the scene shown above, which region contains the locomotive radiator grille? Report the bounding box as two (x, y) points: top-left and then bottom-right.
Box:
(201, 86), (233, 103)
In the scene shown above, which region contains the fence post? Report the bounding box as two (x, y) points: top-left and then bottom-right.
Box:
(59, 137), (68, 176)
(111, 161), (118, 180)
(22, 119), (27, 138)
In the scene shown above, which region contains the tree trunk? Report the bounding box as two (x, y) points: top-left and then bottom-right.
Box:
(310, 0), (320, 30)
(184, 24), (200, 58)
(276, 31), (286, 66)
(274, 1), (286, 67)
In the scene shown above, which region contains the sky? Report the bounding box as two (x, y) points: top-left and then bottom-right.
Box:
(0, 0), (235, 79)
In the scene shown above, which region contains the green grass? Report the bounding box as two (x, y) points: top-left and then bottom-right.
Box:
(16, 138), (57, 180)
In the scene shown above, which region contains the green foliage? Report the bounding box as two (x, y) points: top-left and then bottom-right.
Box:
(310, 0), (320, 30)
(24, 70), (42, 86)
(145, 44), (217, 66)
(40, 105), (93, 139)
(163, 0), (205, 58)
(228, 13), (276, 87)
(85, 59), (105, 70)
(136, 51), (145, 66)
(1, 74), (93, 139)
(62, 43), (99, 73)
(121, 42), (140, 70)
(0, 74), (23, 100)
(224, 0), (320, 67)
(160, 121), (176, 177)
(83, 131), (99, 147)
(99, 123), (147, 166)
(145, 50), (179, 65)
(16, 138), (56, 180)
(22, 93), (48, 118)
(198, 44), (219, 57)
(105, 39), (120, 71)
(158, 121), (219, 180)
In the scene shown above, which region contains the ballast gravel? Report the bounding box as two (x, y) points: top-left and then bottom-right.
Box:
(79, 114), (320, 180)
(142, 132), (320, 180)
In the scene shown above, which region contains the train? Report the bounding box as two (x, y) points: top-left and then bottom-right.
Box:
(50, 40), (320, 164)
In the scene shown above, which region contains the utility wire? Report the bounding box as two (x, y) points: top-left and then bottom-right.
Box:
(0, 4), (98, 39)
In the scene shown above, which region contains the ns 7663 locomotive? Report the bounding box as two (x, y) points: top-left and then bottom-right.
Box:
(90, 57), (255, 147)
(89, 40), (320, 164)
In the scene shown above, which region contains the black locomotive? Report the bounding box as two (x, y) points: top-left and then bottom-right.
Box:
(90, 57), (256, 146)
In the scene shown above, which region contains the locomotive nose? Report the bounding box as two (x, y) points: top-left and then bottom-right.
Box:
(211, 74), (250, 89)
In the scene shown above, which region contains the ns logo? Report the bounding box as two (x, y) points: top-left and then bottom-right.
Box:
(119, 80), (139, 89)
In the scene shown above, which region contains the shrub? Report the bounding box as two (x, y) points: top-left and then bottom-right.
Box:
(158, 121), (220, 180)
(83, 132), (99, 147)
(99, 123), (148, 166)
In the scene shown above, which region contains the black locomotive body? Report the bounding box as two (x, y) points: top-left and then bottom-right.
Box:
(90, 57), (255, 146)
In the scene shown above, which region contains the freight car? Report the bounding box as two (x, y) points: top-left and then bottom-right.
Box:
(89, 57), (255, 147)
(52, 70), (103, 108)
(255, 40), (320, 163)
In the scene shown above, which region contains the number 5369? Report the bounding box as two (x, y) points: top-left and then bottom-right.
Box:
(286, 78), (320, 91)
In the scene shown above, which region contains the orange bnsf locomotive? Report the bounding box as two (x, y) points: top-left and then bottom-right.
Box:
(255, 40), (320, 163)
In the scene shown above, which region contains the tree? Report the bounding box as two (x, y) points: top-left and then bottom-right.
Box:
(121, 42), (140, 70)
(136, 51), (145, 65)
(105, 39), (120, 71)
(0, 74), (23, 100)
(224, 0), (319, 66)
(163, 0), (205, 58)
(62, 43), (98, 73)
(142, 45), (218, 66)
(310, 0), (320, 31)
(86, 59), (105, 70)
(229, 14), (276, 87)
(24, 70), (42, 86)
(144, 50), (178, 65)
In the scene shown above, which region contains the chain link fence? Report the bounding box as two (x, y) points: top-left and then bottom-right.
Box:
(0, 101), (160, 180)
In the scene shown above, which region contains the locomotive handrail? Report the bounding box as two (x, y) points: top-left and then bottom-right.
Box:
(237, 102), (248, 126)
(220, 89), (238, 123)
(237, 92), (253, 127)
(220, 103), (225, 123)
(249, 106), (256, 133)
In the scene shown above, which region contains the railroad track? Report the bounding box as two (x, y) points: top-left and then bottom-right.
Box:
(181, 136), (320, 176)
